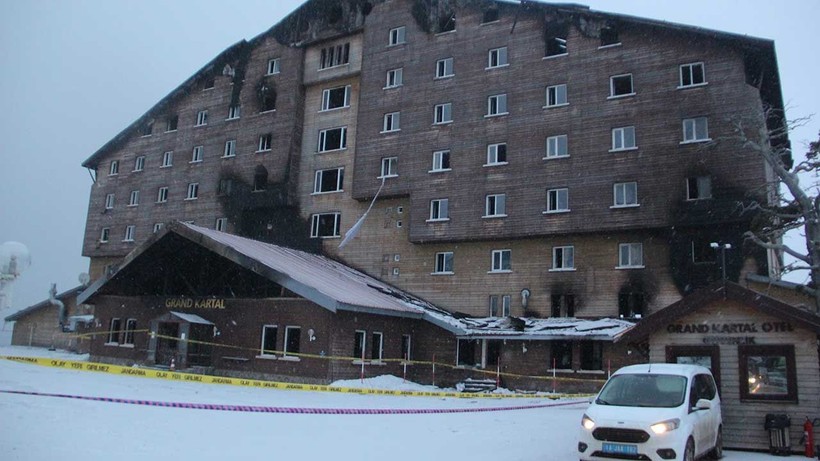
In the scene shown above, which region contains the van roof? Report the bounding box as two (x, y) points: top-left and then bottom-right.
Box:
(614, 363), (712, 378)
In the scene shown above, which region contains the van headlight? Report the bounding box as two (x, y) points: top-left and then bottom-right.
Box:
(650, 419), (680, 434)
(581, 414), (595, 430)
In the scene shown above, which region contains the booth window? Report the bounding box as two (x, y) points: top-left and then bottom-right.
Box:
(667, 345), (721, 390)
(738, 345), (797, 402)
(260, 325), (278, 355)
(551, 341), (572, 369)
(580, 341), (602, 370)
(284, 327), (301, 356)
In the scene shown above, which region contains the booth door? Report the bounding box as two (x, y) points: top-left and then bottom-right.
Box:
(187, 324), (213, 367)
(666, 345), (721, 391)
(155, 322), (180, 366)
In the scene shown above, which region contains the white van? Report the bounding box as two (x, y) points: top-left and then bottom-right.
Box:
(578, 363), (722, 461)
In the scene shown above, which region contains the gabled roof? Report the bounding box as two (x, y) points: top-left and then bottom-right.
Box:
(617, 282), (820, 343)
(78, 222), (466, 334)
(4, 285), (86, 322)
(457, 316), (634, 341)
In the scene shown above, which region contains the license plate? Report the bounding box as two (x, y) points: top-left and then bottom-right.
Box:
(602, 443), (638, 455)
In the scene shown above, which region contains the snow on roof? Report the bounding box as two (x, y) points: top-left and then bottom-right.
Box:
(455, 316), (634, 340)
(170, 311), (213, 325)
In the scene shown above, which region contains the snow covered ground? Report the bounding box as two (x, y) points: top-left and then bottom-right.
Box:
(0, 346), (787, 460)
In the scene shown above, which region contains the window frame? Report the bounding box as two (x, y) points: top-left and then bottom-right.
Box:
(385, 68), (403, 89)
(257, 134), (272, 152)
(266, 58), (281, 75)
(484, 194), (507, 218)
(191, 145), (203, 163)
(354, 330), (366, 360)
(609, 73), (635, 98)
(545, 84), (568, 108)
(428, 198), (450, 222)
(106, 318), (121, 344)
(486, 93), (508, 117)
(223, 140), (236, 158)
(195, 110), (208, 126)
(186, 182), (199, 201)
(122, 319), (137, 346)
(215, 217), (227, 232)
(100, 227), (110, 243)
(433, 103), (453, 125)
(313, 167), (344, 194)
(431, 149), (451, 173)
(379, 157), (398, 178)
(545, 135), (569, 159)
(546, 188), (569, 214)
(318, 127), (348, 152)
(134, 156), (145, 172)
(371, 332), (384, 361)
(161, 151), (173, 168)
(433, 251), (454, 275)
(738, 344), (797, 402)
(227, 105), (241, 120)
(321, 85), (351, 112)
(123, 225), (135, 242)
(128, 190), (139, 207)
(611, 126), (637, 152)
(487, 46), (509, 69)
(435, 57), (454, 79)
(485, 143), (507, 166)
(612, 182), (639, 208)
(618, 243), (644, 269)
(388, 26), (406, 46)
(682, 117), (710, 143)
(679, 62), (707, 88)
(401, 334), (412, 361)
(152, 223), (164, 233)
(319, 43), (350, 70)
(260, 324), (278, 356)
(382, 112), (401, 133)
(105, 193), (115, 210)
(310, 212), (341, 238)
(686, 176), (712, 201)
(551, 245), (575, 271)
(283, 326), (301, 357)
(156, 187), (168, 203)
(490, 249), (512, 273)
(108, 160), (119, 176)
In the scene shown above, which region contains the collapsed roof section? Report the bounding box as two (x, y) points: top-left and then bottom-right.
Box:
(78, 222), (632, 341)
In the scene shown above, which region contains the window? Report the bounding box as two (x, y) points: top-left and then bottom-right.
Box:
(321, 85), (351, 111)
(380, 157), (398, 178)
(739, 345), (797, 402)
(314, 168), (344, 193)
(257, 134), (272, 152)
(318, 127), (347, 152)
(613, 182), (638, 207)
(353, 330), (366, 359)
(545, 84), (568, 107)
(128, 190), (139, 207)
(388, 26), (406, 46)
(215, 217), (227, 232)
(482, 8), (499, 24)
(401, 334), (411, 361)
(457, 339), (477, 366)
(489, 295), (512, 317)
(600, 26), (620, 47)
(140, 122), (152, 137)
(551, 341), (572, 369)
(311, 213), (341, 238)
(105, 194), (115, 210)
(611, 126), (637, 151)
(486, 94), (508, 117)
(191, 146), (203, 163)
(546, 135), (568, 159)
(134, 156), (145, 172)
(227, 105), (240, 120)
(153, 223), (164, 233)
(319, 43), (350, 69)
(166, 115), (178, 132)
(580, 341), (602, 370)
(680, 62), (706, 88)
(223, 140), (236, 158)
(382, 112), (400, 132)
(385, 68), (403, 88)
(436, 57), (454, 79)
(546, 188), (569, 213)
(284, 326), (301, 356)
(123, 225), (135, 242)
(438, 12), (455, 33)
(618, 243), (644, 268)
(486, 143), (507, 165)
(431, 150), (451, 172)
(610, 74), (634, 97)
(267, 58), (280, 75)
(491, 249), (511, 272)
(691, 239), (716, 264)
(157, 187), (168, 203)
(429, 199), (449, 221)
(682, 117), (710, 143)
(186, 182), (199, 200)
(485, 194), (506, 217)
(487, 47), (508, 68)
(434, 103), (452, 124)
(162, 151), (173, 167)
(100, 227), (110, 243)
(109, 160), (119, 176)
(123, 319), (137, 346)
(217, 179), (233, 196)
(259, 85), (277, 112)
(667, 346), (720, 387)
(433, 252), (454, 274)
(371, 332), (383, 361)
(253, 166), (268, 192)
(687, 176), (712, 200)
(552, 246), (575, 270)
(195, 110), (208, 126)
(551, 294), (575, 317)
(260, 325), (278, 355)
(545, 24), (568, 57)
(203, 77), (214, 90)
(107, 318), (121, 344)
(619, 291), (645, 318)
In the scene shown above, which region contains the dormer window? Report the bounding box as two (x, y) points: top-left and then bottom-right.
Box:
(600, 26), (620, 47)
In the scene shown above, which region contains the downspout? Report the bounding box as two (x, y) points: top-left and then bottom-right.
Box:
(49, 284), (66, 332)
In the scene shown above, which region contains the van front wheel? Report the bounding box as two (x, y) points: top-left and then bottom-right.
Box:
(684, 438), (695, 461)
(708, 427), (723, 459)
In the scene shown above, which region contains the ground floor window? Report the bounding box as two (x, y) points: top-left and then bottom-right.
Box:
(107, 318), (121, 344)
(666, 345), (721, 389)
(354, 330), (366, 359)
(371, 332), (383, 361)
(739, 344), (797, 402)
(486, 340), (502, 367)
(580, 341), (602, 371)
(551, 341), (572, 369)
(284, 326), (301, 356)
(260, 325), (278, 355)
(122, 319), (137, 345)
(401, 334), (412, 361)
(457, 339), (478, 366)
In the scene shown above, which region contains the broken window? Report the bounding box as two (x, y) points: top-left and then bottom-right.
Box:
(310, 212), (341, 238)
(691, 239), (716, 264)
(203, 76), (215, 90)
(321, 85), (351, 111)
(259, 85), (277, 112)
(438, 12), (455, 33)
(545, 21), (569, 57)
(140, 122), (153, 137)
(253, 165), (268, 192)
(551, 294), (575, 317)
(600, 26), (619, 47)
(318, 127), (347, 151)
(260, 325), (278, 355)
(618, 291), (645, 318)
(165, 115), (178, 132)
(686, 176), (712, 200)
(550, 340), (573, 369)
(319, 43), (350, 69)
(482, 8), (499, 24)
(580, 341), (602, 370)
(610, 74), (634, 97)
(457, 339), (477, 366)
(217, 179), (233, 196)
(314, 167), (344, 193)
(284, 326), (300, 355)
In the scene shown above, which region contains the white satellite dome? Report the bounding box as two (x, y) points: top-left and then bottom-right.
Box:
(0, 241), (31, 277)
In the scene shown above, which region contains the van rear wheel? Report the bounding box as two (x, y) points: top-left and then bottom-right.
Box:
(708, 427), (723, 459)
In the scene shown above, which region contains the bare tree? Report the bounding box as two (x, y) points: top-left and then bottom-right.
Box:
(732, 111), (819, 310)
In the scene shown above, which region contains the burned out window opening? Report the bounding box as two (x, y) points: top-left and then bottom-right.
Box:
(599, 25), (620, 47)
(284, 326), (301, 356)
(165, 115), (178, 132)
(321, 85), (351, 111)
(314, 167), (344, 194)
(252, 165), (268, 192)
(354, 330), (366, 359)
(318, 127), (347, 152)
(580, 341), (603, 370)
(371, 332), (383, 361)
(319, 43), (350, 70)
(618, 291), (645, 319)
(691, 239), (716, 264)
(438, 12), (455, 33)
(217, 179), (233, 196)
(686, 176), (712, 200)
(401, 335), (411, 361)
(551, 293), (575, 318)
(482, 8), (499, 24)
(486, 339), (502, 367)
(202, 76), (215, 90)
(610, 74), (634, 97)
(551, 340), (573, 369)
(310, 212), (341, 238)
(457, 339), (478, 366)
(545, 22), (569, 57)
(260, 325), (278, 355)
(140, 122), (153, 137)
(258, 81), (277, 113)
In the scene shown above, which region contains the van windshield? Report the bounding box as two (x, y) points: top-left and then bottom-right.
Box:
(596, 374), (687, 408)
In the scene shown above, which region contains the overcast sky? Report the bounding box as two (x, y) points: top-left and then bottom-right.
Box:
(1, 0), (818, 312)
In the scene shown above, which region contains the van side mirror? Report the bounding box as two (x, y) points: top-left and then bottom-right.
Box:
(694, 398), (712, 411)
